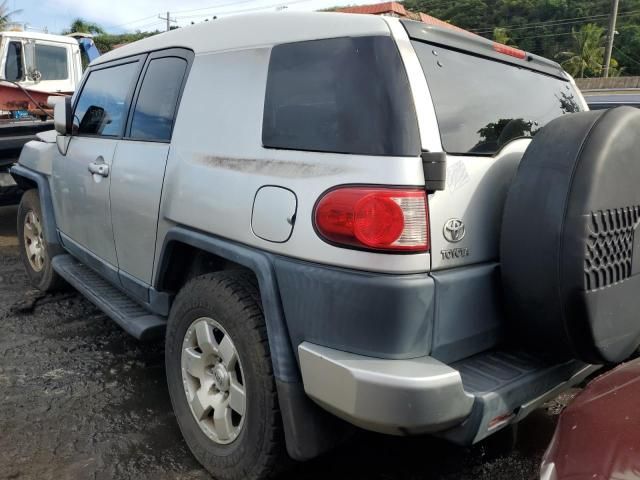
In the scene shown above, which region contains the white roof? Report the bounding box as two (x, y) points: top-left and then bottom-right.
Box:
(0, 30), (78, 45)
(94, 11), (390, 65)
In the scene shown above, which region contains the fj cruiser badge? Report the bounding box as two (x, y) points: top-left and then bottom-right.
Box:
(443, 218), (465, 243)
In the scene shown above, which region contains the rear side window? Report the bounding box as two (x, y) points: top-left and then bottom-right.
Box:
(130, 56), (187, 142)
(411, 41), (581, 155)
(5, 41), (23, 81)
(74, 61), (139, 137)
(263, 36), (420, 156)
(35, 44), (68, 80)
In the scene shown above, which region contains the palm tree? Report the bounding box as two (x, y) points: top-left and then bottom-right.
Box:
(556, 23), (618, 78)
(0, 0), (23, 29)
(63, 18), (105, 35)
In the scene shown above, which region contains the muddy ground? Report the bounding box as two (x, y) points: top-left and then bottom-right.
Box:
(0, 204), (576, 480)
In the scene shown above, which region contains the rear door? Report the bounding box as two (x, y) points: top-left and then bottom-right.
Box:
(110, 49), (191, 291)
(52, 56), (144, 267)
(407, 35), (583, 270)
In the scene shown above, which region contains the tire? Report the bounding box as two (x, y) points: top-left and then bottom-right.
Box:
(165, 270), (288, 480)
(501, 106), (640, 364)
(17, 189), (65, 292)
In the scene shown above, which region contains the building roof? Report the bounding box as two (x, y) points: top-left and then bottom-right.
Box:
(337, 2), (407, 15)
(336, 1), (475, 37)
(94, 12), (389, 65)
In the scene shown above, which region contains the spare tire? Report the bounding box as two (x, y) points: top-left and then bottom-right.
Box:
(501, 106), (640, 364)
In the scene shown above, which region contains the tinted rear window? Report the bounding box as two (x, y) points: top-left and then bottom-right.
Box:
(263, 36), (420, 156)
(412, 41), (581, 155)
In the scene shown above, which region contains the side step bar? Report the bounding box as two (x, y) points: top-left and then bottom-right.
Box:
(52, 254), (166, 341)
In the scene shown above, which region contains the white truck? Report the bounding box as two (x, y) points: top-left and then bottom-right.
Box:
(0, 30), (97, 201)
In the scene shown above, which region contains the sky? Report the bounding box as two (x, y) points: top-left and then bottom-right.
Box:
(7, 0), (383, 34)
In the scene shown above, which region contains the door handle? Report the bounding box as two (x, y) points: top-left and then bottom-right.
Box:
(88, 158), (109, 177)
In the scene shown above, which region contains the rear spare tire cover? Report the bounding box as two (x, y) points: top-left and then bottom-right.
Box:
(501, 106), (640, 364)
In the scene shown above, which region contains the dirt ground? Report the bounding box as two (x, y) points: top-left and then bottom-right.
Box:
(0, 204), (576, 480)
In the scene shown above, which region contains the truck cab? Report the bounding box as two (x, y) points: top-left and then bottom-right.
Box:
(0, 31), (82, 94)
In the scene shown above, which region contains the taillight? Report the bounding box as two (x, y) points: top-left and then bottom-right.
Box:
(314, 187), (429, 252)
(492, 43), (526, 60)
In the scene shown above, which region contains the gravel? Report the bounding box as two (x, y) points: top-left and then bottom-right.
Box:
(0, 204), (574, 480)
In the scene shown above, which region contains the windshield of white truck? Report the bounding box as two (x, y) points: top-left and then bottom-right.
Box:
(411, 40), (582, 155)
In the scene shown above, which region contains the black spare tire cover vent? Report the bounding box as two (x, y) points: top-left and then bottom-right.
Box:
(501, 106), (640, 364)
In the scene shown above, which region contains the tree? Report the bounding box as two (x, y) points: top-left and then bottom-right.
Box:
(0, 0), (22, 29)
(556, 23), (620, 78)
(63, 18), (105, 35)
(493, 27), (511, 45)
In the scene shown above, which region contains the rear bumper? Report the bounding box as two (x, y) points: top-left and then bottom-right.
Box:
(299, 342), (600, 441)
(298, 342), (474, 435)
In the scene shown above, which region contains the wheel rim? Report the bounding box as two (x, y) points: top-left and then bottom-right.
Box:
(23, 210), (45, 272)
(181, 317), (247, 445)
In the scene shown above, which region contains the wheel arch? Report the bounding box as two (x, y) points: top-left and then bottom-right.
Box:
(155, 226), (350, 460)
(10, 164), (62, 254)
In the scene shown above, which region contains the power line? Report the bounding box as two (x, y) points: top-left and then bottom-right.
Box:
(613, 45), (640, 66)
(171, 0), (258, 15)
(174, 0), (313, 20)
(159, 11), (177, 32)
(472, 9), (640, 34)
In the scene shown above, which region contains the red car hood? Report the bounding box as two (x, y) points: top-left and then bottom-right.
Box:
(541, 359), (640, 480)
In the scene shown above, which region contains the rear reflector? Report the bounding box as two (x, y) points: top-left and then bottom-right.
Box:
(493, 43), (526, 60)
(314, 187), (429, 252)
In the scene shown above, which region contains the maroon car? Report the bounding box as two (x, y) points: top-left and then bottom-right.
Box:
(541, 359), (640, 480)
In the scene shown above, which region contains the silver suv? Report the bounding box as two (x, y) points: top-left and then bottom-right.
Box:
(13, 11), (640, 480)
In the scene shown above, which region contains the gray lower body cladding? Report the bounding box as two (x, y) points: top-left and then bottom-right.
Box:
(275, 257), (504, 363)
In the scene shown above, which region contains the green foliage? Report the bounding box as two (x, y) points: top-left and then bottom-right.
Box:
(0, 0), (21, 29)
(62, 18), (160, 54)
(402, 0), (640, 76)
(62, 18), (105, 35)
(493, 27), (511, 44)
(93, 31), (160, 53)
(557, 24), (607, 78)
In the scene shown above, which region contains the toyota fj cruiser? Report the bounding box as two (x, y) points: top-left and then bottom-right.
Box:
(11, 12), (640, 480)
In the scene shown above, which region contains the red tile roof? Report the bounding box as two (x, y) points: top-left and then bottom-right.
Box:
(336, 2), (407, 16)
(336, 2), (477, 38)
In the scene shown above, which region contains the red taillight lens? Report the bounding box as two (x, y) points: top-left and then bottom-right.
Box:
(314, 187), (429, 252)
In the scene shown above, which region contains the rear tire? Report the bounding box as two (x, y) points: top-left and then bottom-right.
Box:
(165, 270), (288, 480)
(17, 189), (64, 292)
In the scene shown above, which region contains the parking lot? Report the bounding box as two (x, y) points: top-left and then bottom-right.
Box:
(0, 203), (577, 480)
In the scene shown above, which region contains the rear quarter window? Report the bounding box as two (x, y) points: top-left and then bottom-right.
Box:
(262, 36), (420, 157)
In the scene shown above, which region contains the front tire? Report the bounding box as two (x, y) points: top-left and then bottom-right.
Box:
(165, 270), (287, 480)
(17, 189), (64, 292)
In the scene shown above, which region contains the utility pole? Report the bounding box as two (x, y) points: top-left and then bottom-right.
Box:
(604, 0), (620, 78)
(158, 11), (177, 32)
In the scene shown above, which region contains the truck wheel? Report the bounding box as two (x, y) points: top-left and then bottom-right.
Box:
(501, 106), (640, 364)
(17, 189), (64, 291)
(165, 271), (287, 480)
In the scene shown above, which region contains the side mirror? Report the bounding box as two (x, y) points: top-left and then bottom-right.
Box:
(52, 96), (72, 135)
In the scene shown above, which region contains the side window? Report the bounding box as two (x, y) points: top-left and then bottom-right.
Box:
(262, 36), (419, 156)
(130, 56), (187, 141)
(34, 44), (68, 80)
(74, 61), (139, 137)
(5, 41), (23, 81)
